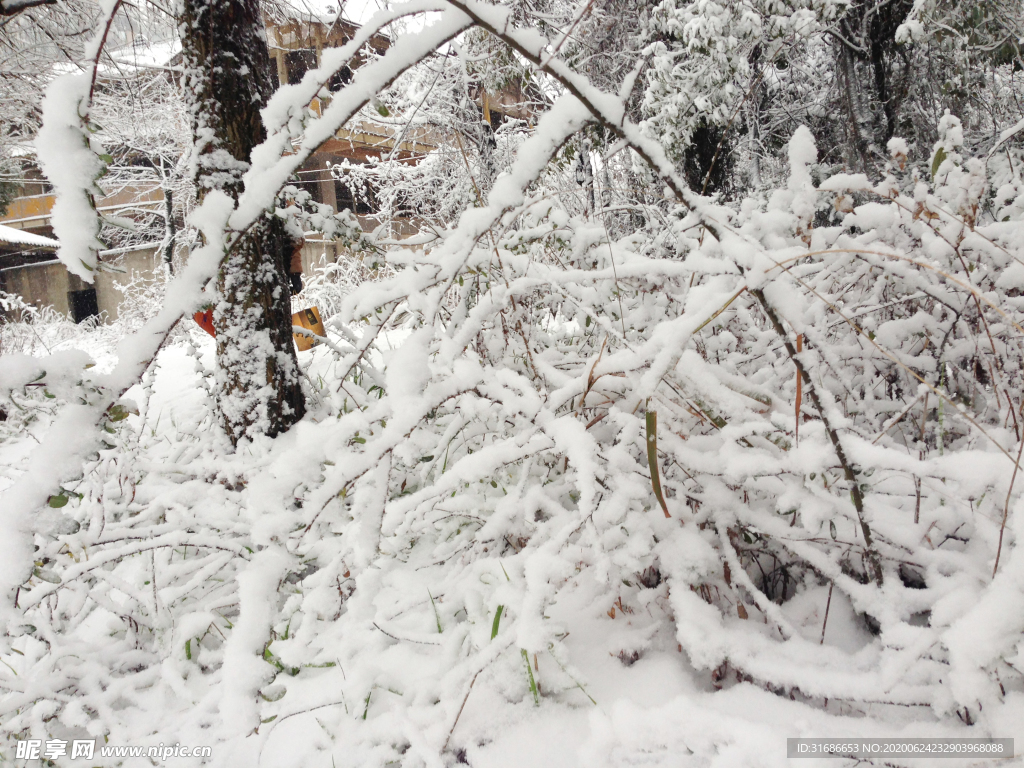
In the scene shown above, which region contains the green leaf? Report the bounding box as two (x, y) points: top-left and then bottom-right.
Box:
(259, 685), (286, 702)
(98, 153), (113, 164)
(33, 567), (60, 584)
(521, 648), (539, 705)
(491, 605), (504, 640)
(428, 590), (443, 633)
(108, 404), (130, 422)
(185, 639), (192, 660)
(931, 147), (947, 179)
(48, 493), (69, 509)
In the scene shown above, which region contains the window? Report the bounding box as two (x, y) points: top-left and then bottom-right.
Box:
(328, 66), (352, 91)
(292, 169), (322, 204)
(334, 180), (376, 215)
(285, 49), (317, 85)
(67, 288), (98, 324)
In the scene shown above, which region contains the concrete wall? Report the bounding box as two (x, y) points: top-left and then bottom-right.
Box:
(2, 244), (358, 323)
(95, 249), (162, 322)
(299, 240), (341, 275)
(2, 260), (76, 317)
(2, 248), (163, 323)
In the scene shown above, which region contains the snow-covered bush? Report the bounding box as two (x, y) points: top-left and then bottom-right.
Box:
(4, 112), (1024, 763)
(1, 291), (105, 357)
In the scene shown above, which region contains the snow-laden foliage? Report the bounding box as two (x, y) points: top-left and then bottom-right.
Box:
(645, 0), (844, 161)
(3, 0), (1024, 765)
(5, 118), (1024, 763)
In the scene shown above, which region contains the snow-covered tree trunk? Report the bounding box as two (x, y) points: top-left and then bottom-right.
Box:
(178, 0), (305, 443)
(834, 0), (913, 175)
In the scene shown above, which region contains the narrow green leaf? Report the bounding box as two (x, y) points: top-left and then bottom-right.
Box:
(521, 649), (539, 705)
(546, 648), (596, 705)
(931, 147), (947, 179)
(428, 590), (443, 633)
(491, 605), (504, 640)
(185, 639), (192, 660)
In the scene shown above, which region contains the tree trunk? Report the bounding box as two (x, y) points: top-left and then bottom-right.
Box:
(178, 0), (305, 444)
(834, 0), (914, 176)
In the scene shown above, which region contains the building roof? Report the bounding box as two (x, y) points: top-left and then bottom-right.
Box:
(104, 38), (182, 73)
(0, 224), (59, 249)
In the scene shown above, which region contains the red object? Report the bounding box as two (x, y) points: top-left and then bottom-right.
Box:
(193, 309), (216, 338)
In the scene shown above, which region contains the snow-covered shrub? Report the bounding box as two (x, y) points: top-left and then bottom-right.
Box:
(3, 111), (1024, 764)
(0, 291), (104, 357)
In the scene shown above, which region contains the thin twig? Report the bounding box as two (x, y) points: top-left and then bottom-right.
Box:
(443, 668), (482, 751)
(819, 581), (834, 644)
(993, 403), (1024, 578)
(752, 288), (884, 586)
(87, 0), (125, 106)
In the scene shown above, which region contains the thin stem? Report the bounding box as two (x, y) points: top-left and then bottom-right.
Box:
(994, 404), (1024, 578)
(752, 288), (884, 586)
